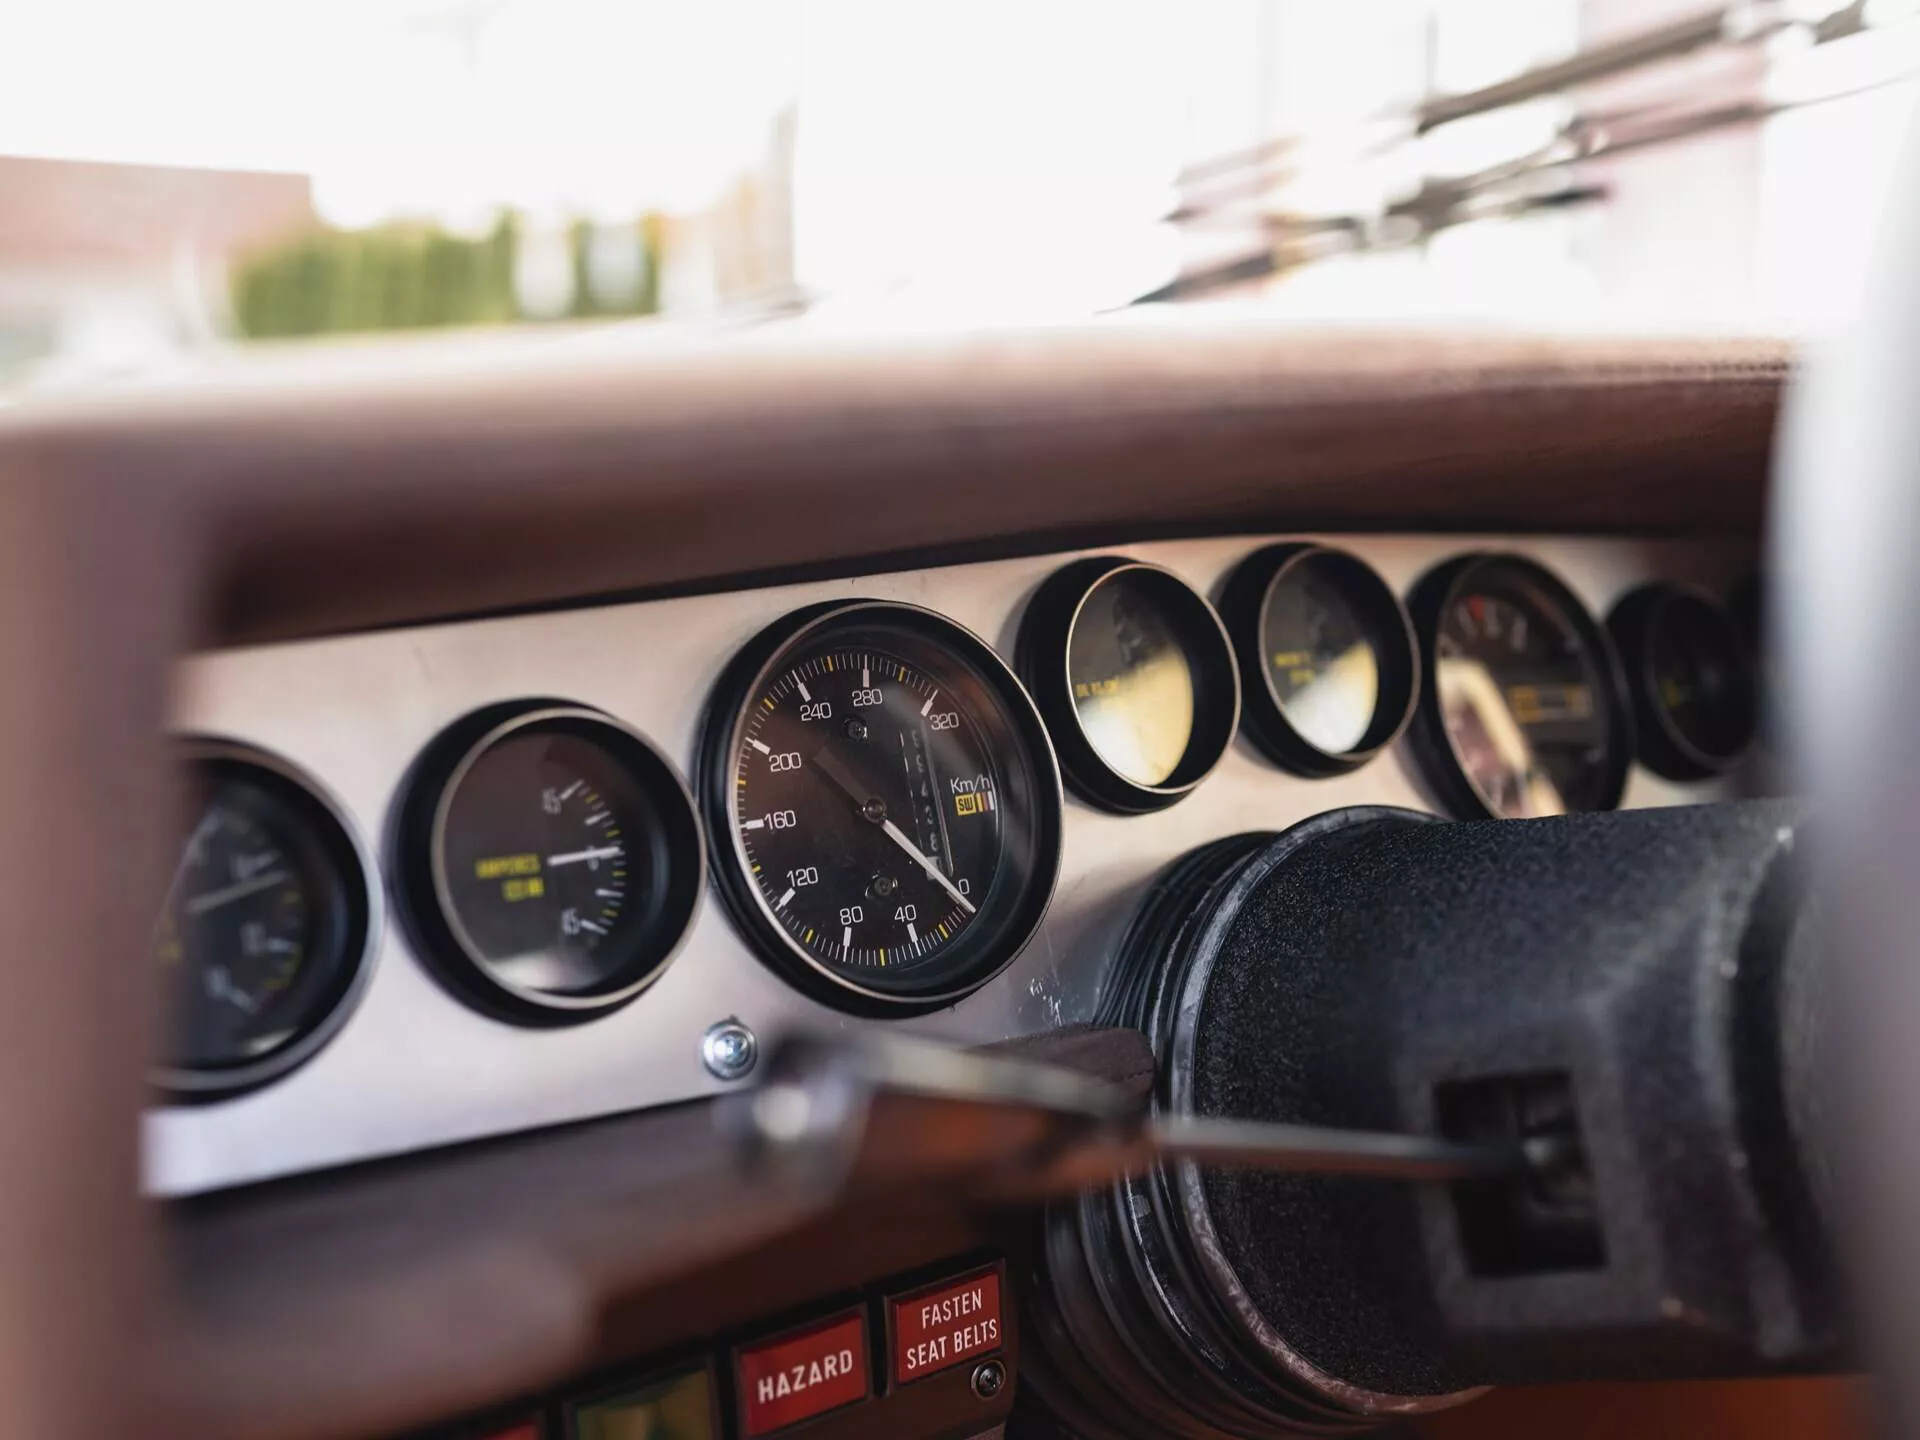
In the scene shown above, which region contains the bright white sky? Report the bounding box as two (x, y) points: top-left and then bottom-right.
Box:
(0, 0), (1191, 313)
(3, 0), (1914, 329)
(0, 0), (804, 222)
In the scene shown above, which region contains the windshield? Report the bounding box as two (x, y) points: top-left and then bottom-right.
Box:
(4, 0), (1916, 391)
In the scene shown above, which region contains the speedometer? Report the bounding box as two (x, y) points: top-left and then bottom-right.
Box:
(698, 601), (1062, 1015)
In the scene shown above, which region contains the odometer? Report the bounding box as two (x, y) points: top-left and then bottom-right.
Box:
(699, 601), (1062, 1014)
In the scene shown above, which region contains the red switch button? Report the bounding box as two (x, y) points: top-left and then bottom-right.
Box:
(889, 1267), (1004, 1385)
(735, 1311), (869, 1435)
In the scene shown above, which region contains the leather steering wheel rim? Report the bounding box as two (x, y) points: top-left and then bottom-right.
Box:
(1775, 99), (1920, 1438)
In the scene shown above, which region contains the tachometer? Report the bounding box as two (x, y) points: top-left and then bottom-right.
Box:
(1405, 554), (1631, 819)
(698, 601), (1062, 1015)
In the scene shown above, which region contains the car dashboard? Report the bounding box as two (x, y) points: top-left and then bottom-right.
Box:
(0, 324), (1848, 1440)
(155, 531), (1755, 1197)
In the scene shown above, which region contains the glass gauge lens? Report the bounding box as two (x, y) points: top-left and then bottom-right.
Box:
(700, 601), (1061, 1014)
(1067, 569), (1195, 785)
(1019, 558), (1240, 814)
(1608, 583), (1757, 780)
(1408, 555), (1629, 820)
(1264, 559), (1379, 755)
(156, 746), (372, 1096)
(439, 731), (657, 993)
(1224, 544), (1419, 778)
(397, 704), (703, 1024)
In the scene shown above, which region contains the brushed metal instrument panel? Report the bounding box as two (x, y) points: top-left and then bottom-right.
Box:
(148, 534), (1754, 1195)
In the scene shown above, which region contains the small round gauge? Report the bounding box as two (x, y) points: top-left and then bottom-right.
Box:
(395, 702), (703, 1024)
(697, 601), (1061, 1015)
(1406, 554), (1631, 820)
(1607, 583), (1757, 780)
(1220, 543), (1420, 777)
(155, 742), (375, 1098)
(1016, 558), (1239, 813)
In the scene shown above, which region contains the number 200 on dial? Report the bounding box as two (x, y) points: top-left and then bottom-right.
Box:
(700, 602), (1063, 1014)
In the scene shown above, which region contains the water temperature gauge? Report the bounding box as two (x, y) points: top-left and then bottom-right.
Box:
(395, 702), (703, 1024)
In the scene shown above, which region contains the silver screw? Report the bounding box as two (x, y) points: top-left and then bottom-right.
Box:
(701, 1018), (759, 1081)
(971, 1359), (1007, 1401)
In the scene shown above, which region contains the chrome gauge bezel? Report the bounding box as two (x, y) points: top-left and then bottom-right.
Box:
(1405, 552), (1633, 820)
(393, 701), (705, 1026)
(154, 737), (381, 1101)
(1016, 557), (1241, 814)
(696, 600), (1064, 1017)
(1219, 542), (1421, 779)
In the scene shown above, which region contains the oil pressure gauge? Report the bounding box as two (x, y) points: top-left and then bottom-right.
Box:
(395, 702), (703, 1024)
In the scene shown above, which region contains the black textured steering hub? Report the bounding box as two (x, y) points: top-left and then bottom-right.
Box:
(1019, 801), (1835, 1438)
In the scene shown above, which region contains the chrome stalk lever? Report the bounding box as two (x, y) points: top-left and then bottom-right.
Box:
(725, 1028), (1536, 1204)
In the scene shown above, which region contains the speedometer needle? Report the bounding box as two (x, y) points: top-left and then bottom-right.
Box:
(880, 818), (977, 915)
(186, 870), (290, 916)
(811, 745), (976, 915)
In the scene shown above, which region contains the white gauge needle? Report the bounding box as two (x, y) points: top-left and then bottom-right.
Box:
(547, 845), (625, 867)
(880, 819), (976, 915)
(185, 870), (291, 916)
(810, 744), (976, 915)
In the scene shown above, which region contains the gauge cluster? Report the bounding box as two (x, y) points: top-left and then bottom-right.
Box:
(149, 534), (1756, 1194)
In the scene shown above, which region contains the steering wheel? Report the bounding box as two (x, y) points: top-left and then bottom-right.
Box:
(1776, 106), (1920, 1437)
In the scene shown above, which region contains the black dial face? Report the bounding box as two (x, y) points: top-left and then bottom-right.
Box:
(1424, 560), (1625, 818)
(707, 604), (1061, 1011)
(402, 706), (703, 1021)
(1647, 593), (1755, 763)
(438, 729), (657, 996)
(1068, 570), (1196, 787)
(156, 752), (370, 1092)
(1261, 554), (1386, 756)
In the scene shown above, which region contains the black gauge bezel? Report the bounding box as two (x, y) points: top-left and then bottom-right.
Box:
(1607, 582), (1758, 781)
(155, 738), (379, 1101)
(1219, 542), (1421, 778)
(697, 600), (1063, 1017)
(1016, 557), (1240, 814)
(1405, 553), (1633, 820)
(393, 700), (704, 1026)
